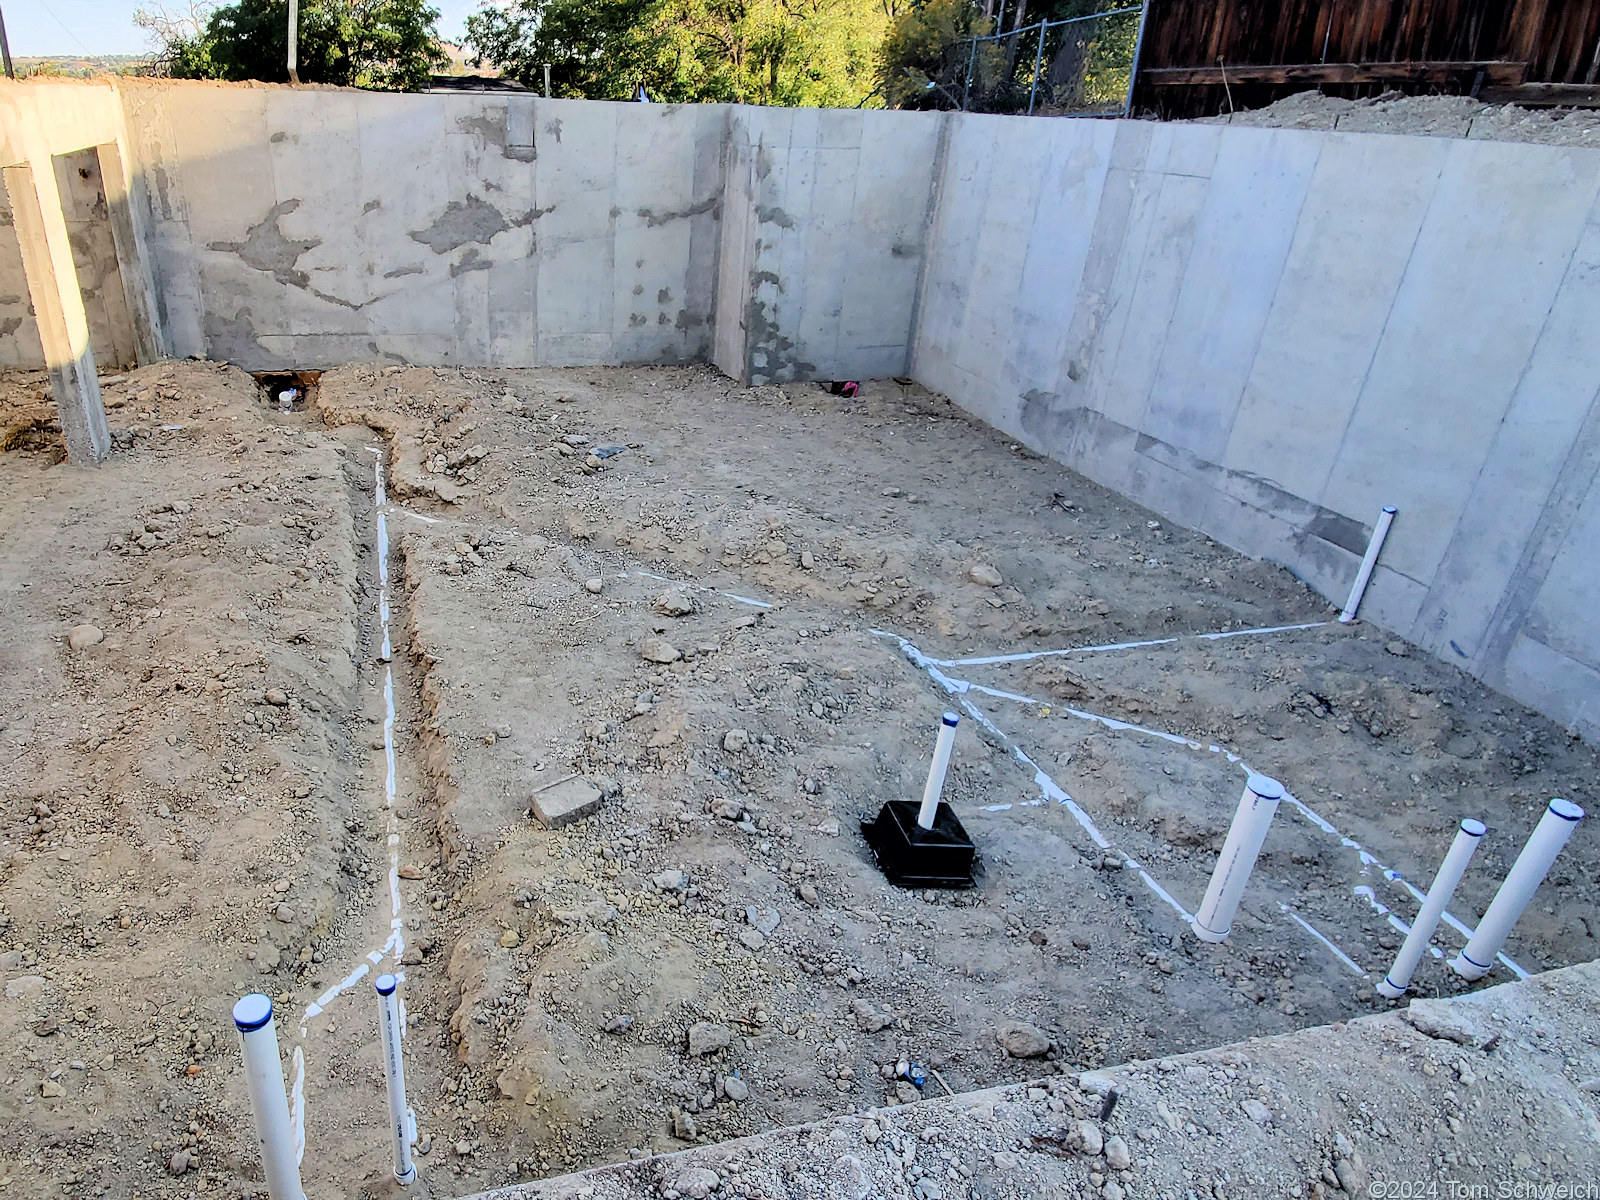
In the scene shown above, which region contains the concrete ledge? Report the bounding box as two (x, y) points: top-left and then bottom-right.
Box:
(463, 961), (1600, 1199)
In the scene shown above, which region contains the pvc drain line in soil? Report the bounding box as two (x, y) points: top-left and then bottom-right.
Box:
(876, 624), (1533, 984)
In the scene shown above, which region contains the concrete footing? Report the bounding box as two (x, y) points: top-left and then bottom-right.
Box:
(462, 962), (1600, 1200)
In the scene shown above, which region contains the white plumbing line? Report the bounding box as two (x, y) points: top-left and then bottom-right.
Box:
(879, 630), (1194, 923)
(878, 628), (1519, 978)
(1279, 905), (1368, 977)
(299, 449), (413, 1041)
(290, 1047), (306, 1166)
(935, 641), (1531, 979)
(630, 569), (774, 609)
(923, 621), (1331, 667)
(1352, 885), (1434, 953)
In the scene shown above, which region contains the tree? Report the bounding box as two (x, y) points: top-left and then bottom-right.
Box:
(465, 0), (888, 105)
(877, 0), (991, 108)
(137, 0), (447, 90)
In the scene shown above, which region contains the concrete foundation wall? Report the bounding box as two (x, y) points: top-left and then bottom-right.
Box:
(713, 107), (941, 384)
(0, 191), (44, 366)
(913, 114), (1600, 740)
(117, 82), (728, 369)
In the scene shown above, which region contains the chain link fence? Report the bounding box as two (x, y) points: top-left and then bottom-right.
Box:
(927, 5), (1142, 116)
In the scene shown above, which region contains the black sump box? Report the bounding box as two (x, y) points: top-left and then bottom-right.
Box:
(862, 799), (977, 889)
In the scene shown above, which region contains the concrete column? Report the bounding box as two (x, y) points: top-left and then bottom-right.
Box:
(2, 161), (110, 464)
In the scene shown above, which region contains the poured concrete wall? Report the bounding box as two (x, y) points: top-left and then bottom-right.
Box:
(913, 114), (1600, 740)
(0, 192), (44, 366)
(118, 81), (727, 369)
(712, 107), (941, 384)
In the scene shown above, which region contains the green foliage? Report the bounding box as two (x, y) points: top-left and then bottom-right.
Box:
(139, 0), (446, 90)
(880, 0), (1134, 112)
(465, 0), (890, 105)
(877, 0), (990, 108)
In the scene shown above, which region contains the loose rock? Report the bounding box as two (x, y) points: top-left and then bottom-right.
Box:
(640, 636), (681, 663)
(686, 1022), (732, 1056)
(669, 1166), (720, 1198)
(67, 624), (104, 651)
(995, 1019), (1051, 1058)
(852, 998), (890, 1033)
(1104, 1134), (1132, 1171)
(654, 589), (696, 617)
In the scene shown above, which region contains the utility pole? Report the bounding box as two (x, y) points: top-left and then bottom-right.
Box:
(286, 0), (300, 84)
(0, 3), (16, 81)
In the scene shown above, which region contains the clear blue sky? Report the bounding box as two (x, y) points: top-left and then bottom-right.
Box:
(7, 0), (482, 56)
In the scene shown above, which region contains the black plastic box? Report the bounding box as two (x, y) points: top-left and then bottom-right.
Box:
(862, 799), (977, 888)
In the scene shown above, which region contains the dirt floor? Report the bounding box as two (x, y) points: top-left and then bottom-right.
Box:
(1193, 90), (1600, 147)
(0, 359), (1595, 1199)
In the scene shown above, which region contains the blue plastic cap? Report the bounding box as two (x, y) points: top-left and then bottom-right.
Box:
(941, 712), (960, 726)
(233, 993), (273, 1032)
(1460, 818), (1487, 837)
(1550, 798), (1584, 822)
(375, 973), (398, 996)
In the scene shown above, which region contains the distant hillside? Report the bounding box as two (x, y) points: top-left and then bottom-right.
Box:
(13, 55), (151, 78)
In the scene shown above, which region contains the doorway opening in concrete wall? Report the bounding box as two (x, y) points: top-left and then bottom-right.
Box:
(50, 146), (139, 374)
(251, 368), (322, 411)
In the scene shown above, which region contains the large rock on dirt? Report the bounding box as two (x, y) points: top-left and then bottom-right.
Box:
(995, 1019), (1051, 1058)
(852, 998), (890, 1033)
(968, 563), (1003, 587)
(686, 1021), (732, 1056)
(1104, 1134), (1132, 1170)
(640, 637), (681, 663)
(67, 624), (104, 651)
(654, 589), (696, 617)
(530, 777), (603, 828)
(669, 1167), (721, 1198)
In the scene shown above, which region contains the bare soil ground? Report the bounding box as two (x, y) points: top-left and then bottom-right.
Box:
(1194, 90), (1600, 147)
(0, 360), (1593, 1200)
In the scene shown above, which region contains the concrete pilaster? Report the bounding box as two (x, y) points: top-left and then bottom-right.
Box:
(2, 161), (110, 464)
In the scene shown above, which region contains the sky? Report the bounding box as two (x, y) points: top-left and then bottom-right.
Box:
(6, 0), (482, 56)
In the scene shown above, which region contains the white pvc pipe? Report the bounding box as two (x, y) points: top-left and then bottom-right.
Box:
(233, 995), (307, 1200)
(375, 974), (417, 1184)
(1377, 818), (1486, 998)
(1339, 505), (1397, 623)
(1452, 798), (1584, 981)
(1192, 773), (1284, 943)
(917, 712), (961, 830)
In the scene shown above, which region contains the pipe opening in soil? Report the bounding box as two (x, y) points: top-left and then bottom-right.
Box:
(252, 370), (323, 412)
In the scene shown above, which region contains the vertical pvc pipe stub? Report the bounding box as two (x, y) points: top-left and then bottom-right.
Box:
(233, 993), (273, 1032)
(375, 973), (398, 997)
(1245, 773), (1285, 801)
(1549, 798), (1585, 822)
